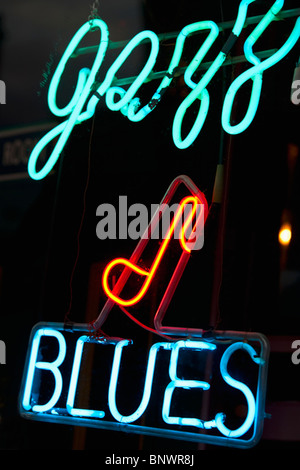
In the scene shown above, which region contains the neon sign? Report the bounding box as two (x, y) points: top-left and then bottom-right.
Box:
(27, 0), (300, 180)
(19, 323), (269, 449)
(20, 175), (270, 447)
(95, 175), (208, 337)
(102, 194), (206, 307)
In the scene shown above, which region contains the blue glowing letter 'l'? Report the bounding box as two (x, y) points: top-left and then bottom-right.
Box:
(66, 336), (105, 418)
(22, 328), (66, 413)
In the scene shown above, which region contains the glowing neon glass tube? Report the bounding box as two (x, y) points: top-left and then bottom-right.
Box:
(127, 21), (219, 122)
(108, 341), (172, 423)
(162, 341), (217, 429)
(102, 195), (204, 307)
(22, 328), (66, 413)
(66, 336), (105, 418)
(172, 0), (256, 149)
(222, 1), (300, 134)
(28, 19), (109, 180)
(97, 30), (160, 113)
(215, 342), (263, 438)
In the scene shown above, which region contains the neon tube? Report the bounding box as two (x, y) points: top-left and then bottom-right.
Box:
(172, 0), (256, 149)
(127, 21), (219, 122)
(222, 1), (300, 134)
(108, 341), (171, 423)
(28, 19), (109, 180)
(162, 341), (217, 429)
(94, 175), (207, 334)
(22, 328), (66, 413)
(215, 342), (263, 438)
(97, 30), (160, 113)
(102, 196), (204, 307)
(66, 336), (105, 418)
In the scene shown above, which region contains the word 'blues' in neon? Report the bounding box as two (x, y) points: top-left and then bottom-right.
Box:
(27, 0), (300, 180)
(19, 323), (269, 449)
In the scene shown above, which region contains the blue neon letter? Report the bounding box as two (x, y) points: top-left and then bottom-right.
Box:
(215, 342), (263, 438)
(66, 336), (105, 418)
(162, 341), (217, 429)
(22, 328), (66, 413)
(108, 341), (171, 423)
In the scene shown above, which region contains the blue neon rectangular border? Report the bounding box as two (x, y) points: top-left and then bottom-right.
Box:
(19, 322), (270, 449)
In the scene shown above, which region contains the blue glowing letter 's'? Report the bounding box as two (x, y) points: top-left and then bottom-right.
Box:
(28, 19), (109, 180)
(215, 342), (263, 438)
(172, 0), (256, 149)
(108, 341), (171, 423)
(66, 336), (105, 418)
(162, 341), (217, 429)
(22, 328), (66, 413)
(222, 1), (300, 134)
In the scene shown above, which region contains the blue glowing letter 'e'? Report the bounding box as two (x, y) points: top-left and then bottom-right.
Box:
(22, 328), (66, 413)
(162, 341), (217, 429)
(215, 342), (262, 438)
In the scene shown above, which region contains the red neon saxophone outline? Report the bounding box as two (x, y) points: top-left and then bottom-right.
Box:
(93, 175), (208, 336)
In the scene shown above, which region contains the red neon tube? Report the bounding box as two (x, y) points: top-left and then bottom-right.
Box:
(102, 195), (205, 307)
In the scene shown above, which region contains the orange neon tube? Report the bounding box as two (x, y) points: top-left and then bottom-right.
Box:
(102, 196), (204, 307)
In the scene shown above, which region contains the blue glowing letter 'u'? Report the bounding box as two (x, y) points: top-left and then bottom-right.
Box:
(108, 341), (171, 423)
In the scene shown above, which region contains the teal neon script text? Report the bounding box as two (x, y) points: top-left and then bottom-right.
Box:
(27, 0), (300, 180)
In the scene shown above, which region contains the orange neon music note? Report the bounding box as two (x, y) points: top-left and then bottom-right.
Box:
(102, 195), (206, 307)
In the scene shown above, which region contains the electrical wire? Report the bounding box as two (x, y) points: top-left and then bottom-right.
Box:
(64, 115), (95, 324)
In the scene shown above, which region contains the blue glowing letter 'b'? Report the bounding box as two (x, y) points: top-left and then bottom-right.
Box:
(22, 328), (66, 413)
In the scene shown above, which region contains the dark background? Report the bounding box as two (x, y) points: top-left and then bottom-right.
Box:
(0, 0), (299, 450)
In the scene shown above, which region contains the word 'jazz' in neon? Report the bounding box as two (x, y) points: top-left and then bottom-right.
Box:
(20, 325), (269, 448)
(27, 0), (300, 180)
(102, 195), (205, 307)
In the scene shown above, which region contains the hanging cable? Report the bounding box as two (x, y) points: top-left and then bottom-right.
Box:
(64, 115), (95, 325)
